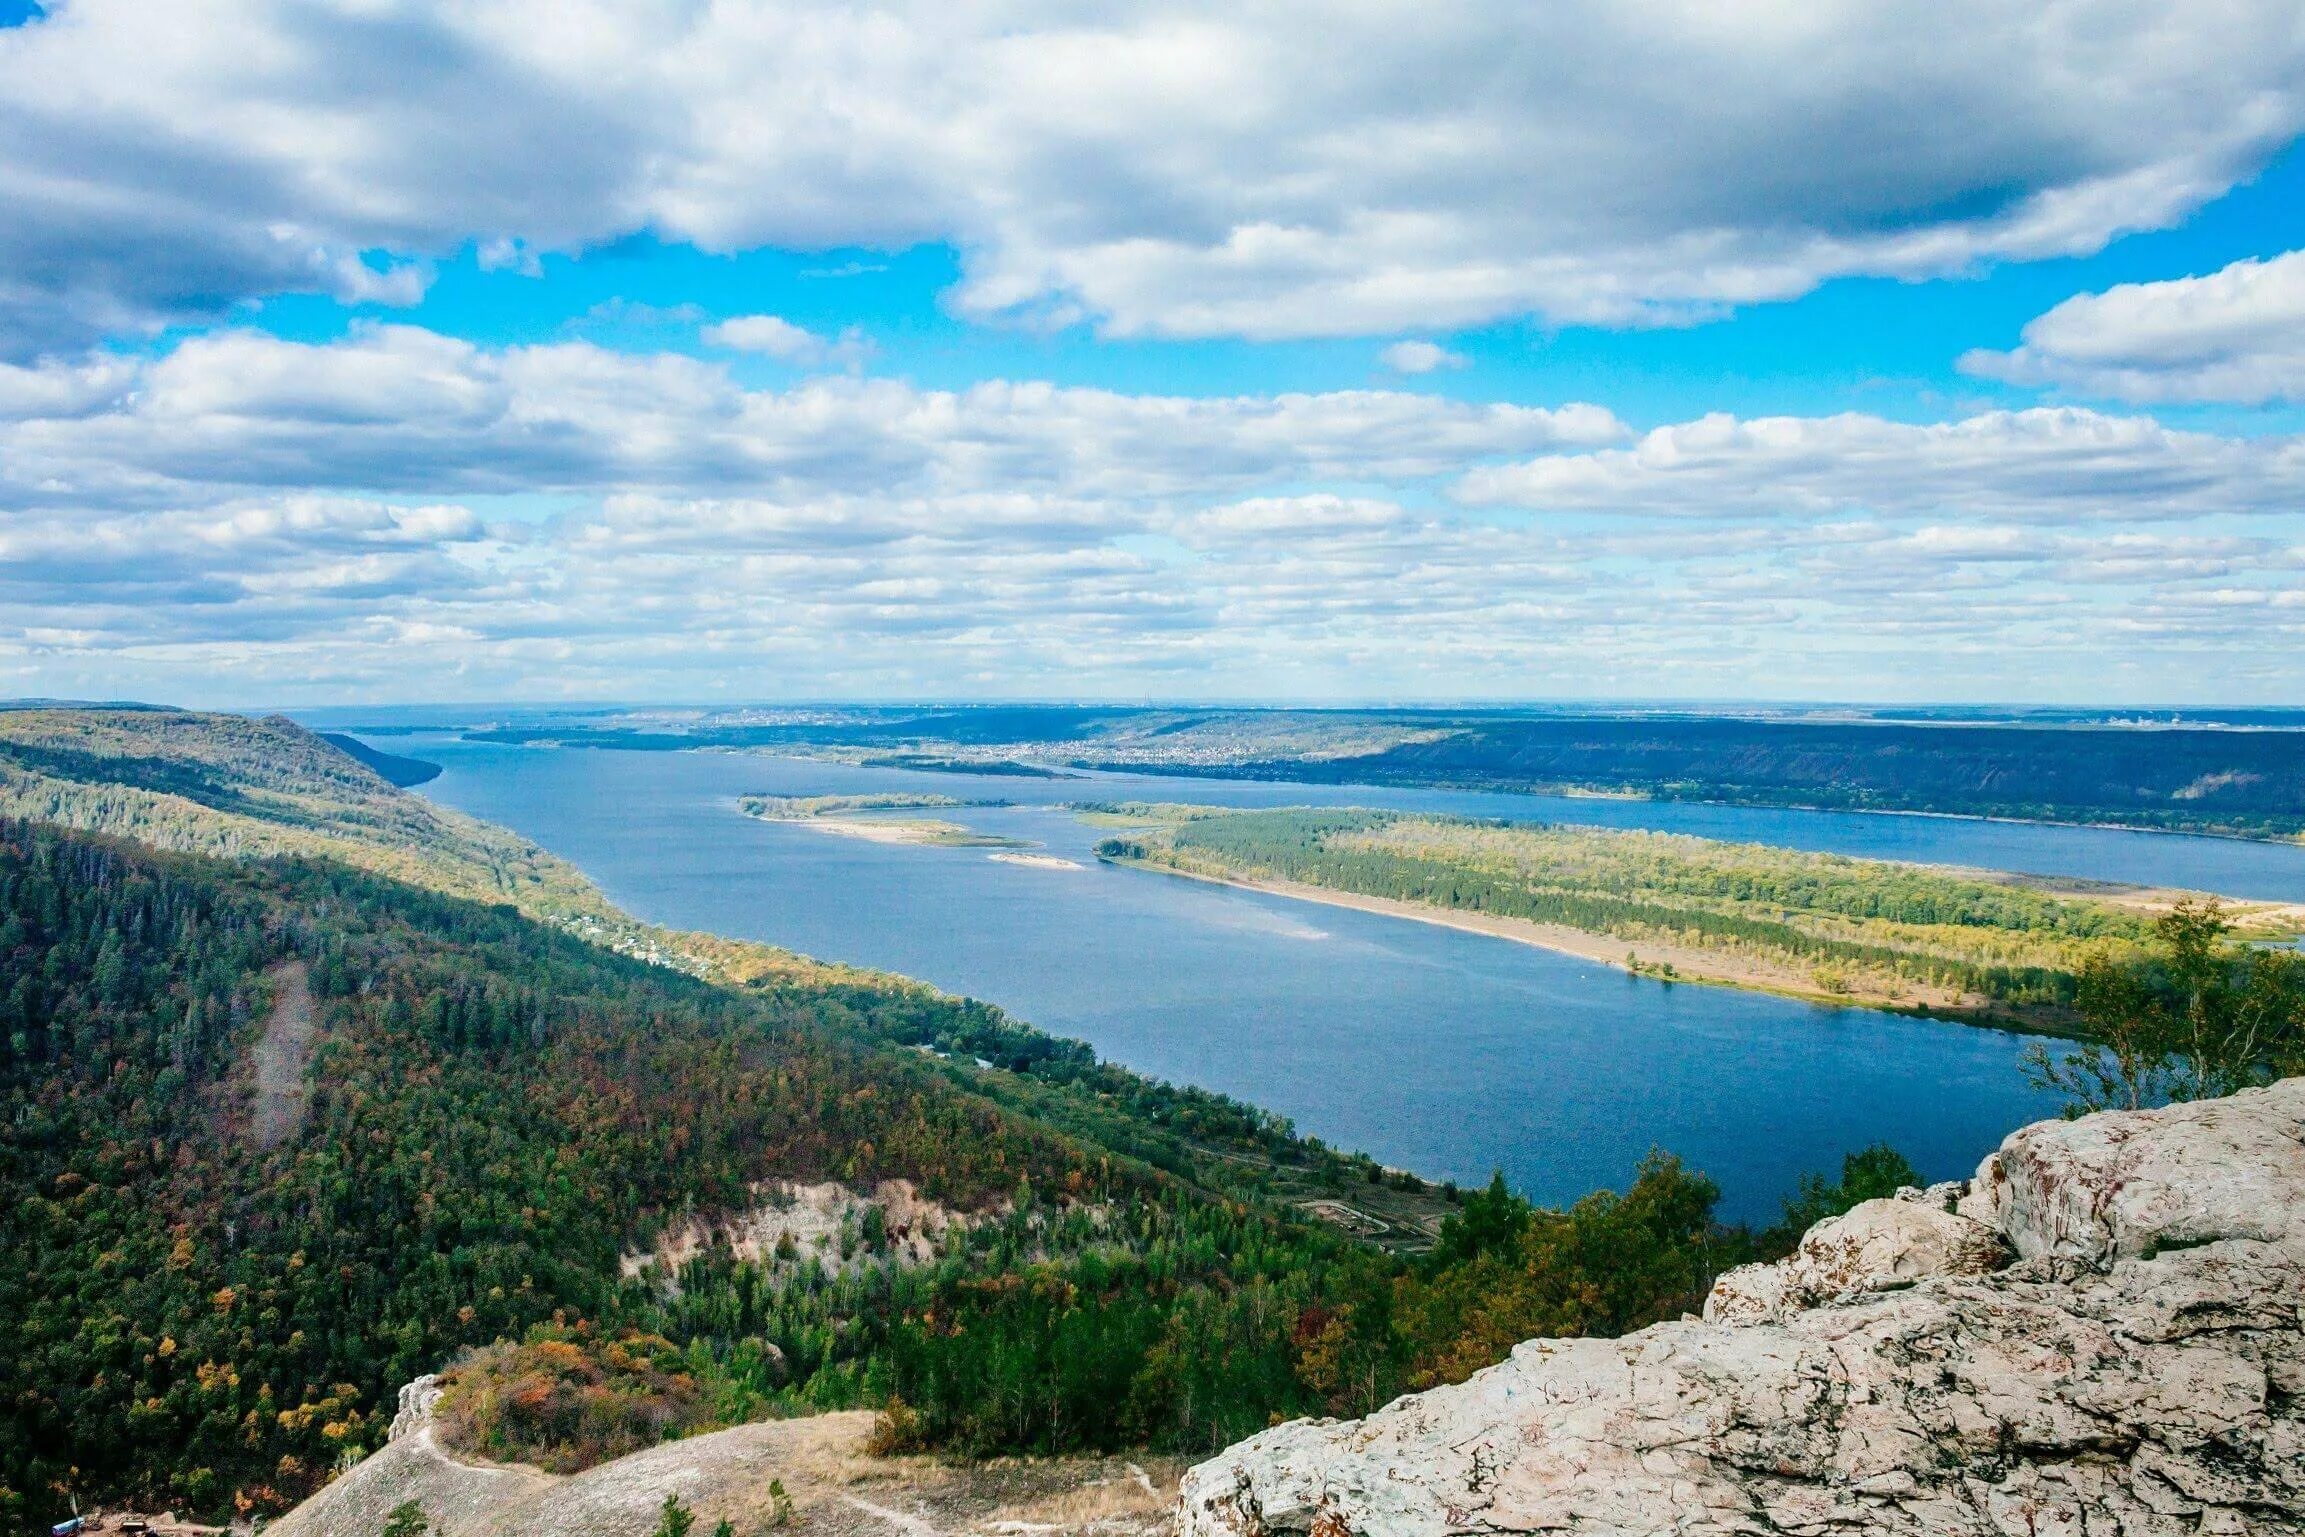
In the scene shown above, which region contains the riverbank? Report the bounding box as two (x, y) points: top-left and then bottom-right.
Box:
(1099, 853), (2083, 1035)
(1125, 763), (2305, 846)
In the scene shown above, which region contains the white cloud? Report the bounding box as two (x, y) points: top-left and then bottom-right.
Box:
(0, 327), (2300, 701)
(0, 494), (493, 640)
(1455, 408), (2305, 521)
(2, 1), (2303, 351)
(703, 314), (875, 371)
(1380, 341), (1467, 375)
(0, 326), (1624, 507)
(703, 315), (820, 359)
(1960, 249), (2305, 403)
(11, 477), (2299, 703)
(0, 434), (2299, 700)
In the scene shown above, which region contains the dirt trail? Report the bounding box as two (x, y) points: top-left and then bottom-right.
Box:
(250, 960), (317, 1148)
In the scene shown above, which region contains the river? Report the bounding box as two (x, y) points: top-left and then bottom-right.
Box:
(377, 735), (2305, 1219)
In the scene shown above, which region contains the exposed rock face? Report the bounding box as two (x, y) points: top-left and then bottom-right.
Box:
(271, 1396), (1178, 1537)
(1960, 1082), (2305, 1263)
(620, 1178), (974, 1282)
(1704, 1198), (2010, 1324)
(1178, 1078), (2305, 1537)
(389, 1373), (444, 1441)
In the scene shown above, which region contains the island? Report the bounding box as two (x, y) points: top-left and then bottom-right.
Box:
(736, 792), (1035, 847)
(1085, 802), (2305, 1029)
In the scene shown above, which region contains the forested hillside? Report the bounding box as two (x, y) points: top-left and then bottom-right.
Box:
(1233, 716), (2305, 839)
(0, 823), (1285, 1520)
(0, 708), (599, 918)
(0, 823), (1762, 1529)
(0, 714), (1812, 1531)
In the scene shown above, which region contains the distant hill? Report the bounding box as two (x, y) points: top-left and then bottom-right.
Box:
(0, 706), (603, 917)
(1241, 716), (2305, 838)
(317, 729), (441, 786)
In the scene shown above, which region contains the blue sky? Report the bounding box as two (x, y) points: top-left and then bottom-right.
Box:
(4, 1), (2305, 705)
(234, 145), (2305, 437)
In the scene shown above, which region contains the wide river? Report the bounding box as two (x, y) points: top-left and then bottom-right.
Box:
(386, 735), (2305, 1220)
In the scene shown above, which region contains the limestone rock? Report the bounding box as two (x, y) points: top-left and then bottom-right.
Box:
(1897, 1179), (1968, 1210)
(1703, 1198), (2010, 1323)
(1179, 1078), (2305, 1537)
(1963, 1077), (2305, 1262)
(1699, 1259), (1788, 1325)
(390, 1373), (443, 1442)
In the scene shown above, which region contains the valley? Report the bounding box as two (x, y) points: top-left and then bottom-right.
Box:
(3, 706), (2300, 1535)
(436, 704), (2305, 841)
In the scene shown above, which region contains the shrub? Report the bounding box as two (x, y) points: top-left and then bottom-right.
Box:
(432, 1328), (718, 1473)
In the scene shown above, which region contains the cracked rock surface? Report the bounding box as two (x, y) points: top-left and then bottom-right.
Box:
(1176, 1078), (2305, 1537)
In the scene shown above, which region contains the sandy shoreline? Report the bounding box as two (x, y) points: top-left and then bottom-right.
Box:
(791, 816), (957, 845)
(1112, 856), (2054, 1029)
(987, 851), (1084, 870)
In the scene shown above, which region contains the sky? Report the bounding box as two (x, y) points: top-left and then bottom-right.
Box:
(4, 2), (2305, 706)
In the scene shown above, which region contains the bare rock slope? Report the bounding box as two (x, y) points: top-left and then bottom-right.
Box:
(272, 1379), (1177, 1537)
(1179, 1078), (2305, 1537)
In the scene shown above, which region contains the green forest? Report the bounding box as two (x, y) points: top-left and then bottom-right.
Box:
(1214, 713), (2305, 840)
(0, 821), (1807, 1529)
(11, 709), (2291, 1534)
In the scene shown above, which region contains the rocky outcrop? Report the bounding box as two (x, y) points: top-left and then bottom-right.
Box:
(389, 1374), (444, 1441)
(1178, 1078), (2305, 1537)
(620, 1179), (975, 1282)
(1704, 1196), (2010, 1324)
(1959, 1081), (2305, 1263)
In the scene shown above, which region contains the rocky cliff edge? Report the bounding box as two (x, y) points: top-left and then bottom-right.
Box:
(1178, 1078), (2305, 1537)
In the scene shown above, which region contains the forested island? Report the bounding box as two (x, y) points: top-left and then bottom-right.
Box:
(1089, 803), (2303, 1026)
(736, 792), (1033, 848)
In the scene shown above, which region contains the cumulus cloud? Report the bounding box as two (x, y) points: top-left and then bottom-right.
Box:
(0, 495), (493, 646)
(1380, 341), (1467, 375)
(1, 328), (2300, 701)
(0, 326), (1624, 507)
(3, 0), (2303, 351)
(12, 477), (2297, 702)
(704, 315), (821, 358)
(702, 314), (875, 371)
(1455, 408), (2305, 521)
(0, 388), (2300, 699)
(1960, 249), (2305, 403)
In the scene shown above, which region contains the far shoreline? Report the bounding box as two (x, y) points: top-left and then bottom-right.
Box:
(1071, 761), (2305, 849)
(1100, 853), (2083, 1040)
